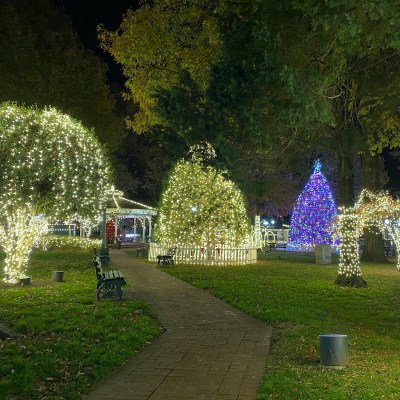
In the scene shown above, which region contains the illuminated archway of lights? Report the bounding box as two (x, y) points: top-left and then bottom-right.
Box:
(355, 190), (400, 271)
(0, 103), (111, 282)
(337, 189), (400, 286)
(155, 154), (250, 249)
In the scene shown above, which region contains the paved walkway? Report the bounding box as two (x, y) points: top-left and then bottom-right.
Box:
(84, 251), (272, 400)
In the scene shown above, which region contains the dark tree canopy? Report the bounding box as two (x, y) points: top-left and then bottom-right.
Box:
(0, 0), (124, 152)
(101, 0), (400, 285)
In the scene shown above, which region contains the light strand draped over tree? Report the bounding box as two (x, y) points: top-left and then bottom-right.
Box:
(335, 206), (366, 287)
(0, 103), (111, 282)
(335, 189), (400, 288)
(354, 189), (400, 271)
(155, 145), (250, 249)
(288, 160), (338, 250)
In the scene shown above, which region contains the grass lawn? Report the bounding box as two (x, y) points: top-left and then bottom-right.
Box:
(0, 249), (160, 400)
(165, 251), (400, 399)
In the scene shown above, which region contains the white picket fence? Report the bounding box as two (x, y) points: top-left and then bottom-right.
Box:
(148, 243), (257, 265)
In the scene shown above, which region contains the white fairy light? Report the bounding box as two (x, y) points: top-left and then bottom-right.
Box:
(155, 156), (251, 249)
(337, 189), (400, 285)
(0, 103), (111, 282)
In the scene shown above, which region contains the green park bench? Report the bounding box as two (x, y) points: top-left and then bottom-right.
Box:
(156, 248), (176, 266)
(93, 251), (126, 300)
(269, 242), (287, 252)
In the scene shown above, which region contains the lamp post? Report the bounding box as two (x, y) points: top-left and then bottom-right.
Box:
(100, 206), (110, 266)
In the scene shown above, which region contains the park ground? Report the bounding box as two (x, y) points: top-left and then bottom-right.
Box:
(0, 249), (399, 399)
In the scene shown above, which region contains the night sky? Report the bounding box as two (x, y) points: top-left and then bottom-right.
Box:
(53, 0), (139, 85)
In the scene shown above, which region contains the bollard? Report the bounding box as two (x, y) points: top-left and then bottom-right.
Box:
(319, 334), (348, 368)
(52, 271), (64, 282)
(19, 276), (31, 285)
(315, 244), (332, 264)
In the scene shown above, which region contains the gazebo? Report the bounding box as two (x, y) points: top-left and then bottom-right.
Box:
(105, 187), (158, 245)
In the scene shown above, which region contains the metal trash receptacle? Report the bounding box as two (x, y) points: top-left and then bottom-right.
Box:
(319, 334), (348, 368)
(19, 276), (31, 285)
(52, 271), (64, 282)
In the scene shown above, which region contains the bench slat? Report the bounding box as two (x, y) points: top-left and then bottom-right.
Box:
(104, 270), (124, 280)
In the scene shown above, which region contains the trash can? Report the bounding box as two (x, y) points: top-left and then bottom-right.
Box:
(315, 244), (332, 264)
(319, 334), (348, 368)
(52, 271), (64, 282)
(19, 276), (31, 285)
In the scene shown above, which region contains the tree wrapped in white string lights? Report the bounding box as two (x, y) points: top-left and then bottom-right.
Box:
(335, 206), (367, 287)
(336, 189), (400, 287)
(155, 145), (250, 250)
(0, 103), (111, 282)
(354, 190), (400, 271)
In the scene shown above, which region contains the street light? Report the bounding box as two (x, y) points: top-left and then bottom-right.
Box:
(100, 206), (110, 267)
(262, 219), (276, 227)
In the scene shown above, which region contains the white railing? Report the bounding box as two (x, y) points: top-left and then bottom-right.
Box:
(148, 243), (257, 265)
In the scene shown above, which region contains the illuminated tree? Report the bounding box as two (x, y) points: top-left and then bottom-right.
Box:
(155, 147), (250, 248)
(335, 207), (366, 288)
(288, 161), (338, 250)
(0, 103), (111, 282)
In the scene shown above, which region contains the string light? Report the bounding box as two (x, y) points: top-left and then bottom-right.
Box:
(288, 160), (338, 251)
(0, 103), (111, 282)
(386, 223), (400, 271)
(155, 151), (251, 251)
(335, 206), (367, 287)
(106, 185), (157, 211)
(336, 189), (400, 286)
(355, 189), (400, 271)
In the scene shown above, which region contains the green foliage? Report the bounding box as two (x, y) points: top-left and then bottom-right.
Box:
(0, 249), (160, 400)
(102, 0), (400, 211)
(0, 0), (124, 150)
(156, 153), (250, 247)
(99, 0), (321, 212)
(218, 3), (400, 183)
(166, 254), (400, 399)
(98, 0), (221, 133)
(112, 132), (178, 203)
(284, 0), (400, 191)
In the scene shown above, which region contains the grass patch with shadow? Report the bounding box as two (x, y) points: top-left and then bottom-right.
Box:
(0, 249), (160, 400)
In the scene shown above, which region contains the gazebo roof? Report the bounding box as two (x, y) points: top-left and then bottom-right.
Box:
(106, 187), (158, 217)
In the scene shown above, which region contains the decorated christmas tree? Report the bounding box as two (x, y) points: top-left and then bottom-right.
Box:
(288, 160), (338, 250)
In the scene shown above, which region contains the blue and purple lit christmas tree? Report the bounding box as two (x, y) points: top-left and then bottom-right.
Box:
(288, 160), (338, 251)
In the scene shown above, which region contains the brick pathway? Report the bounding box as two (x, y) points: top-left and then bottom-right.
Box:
(84, 250), (272, 400)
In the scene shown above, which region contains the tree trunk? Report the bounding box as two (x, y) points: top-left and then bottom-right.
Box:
(333, 111), (368, 287)
(359, 153), (388, 263)
(0, 208), (43, 283)
(360, 226), (388, 263)
(386, 226), (400, 271)
(335, 151), (367, 287)
(335, 208), (367, 287)
(338, 152), (355, 207)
